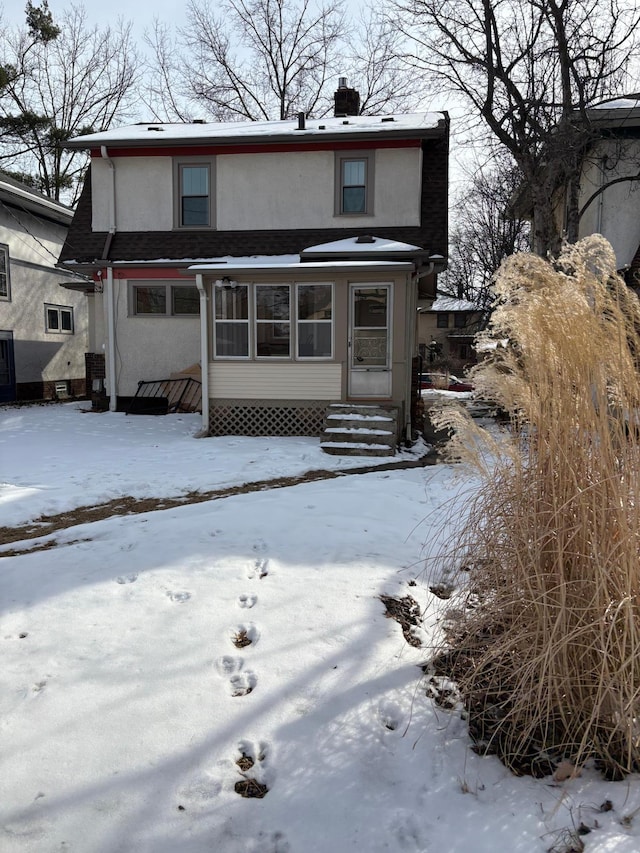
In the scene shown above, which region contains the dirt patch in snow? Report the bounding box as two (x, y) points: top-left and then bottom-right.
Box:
(0, 454), (437, 555)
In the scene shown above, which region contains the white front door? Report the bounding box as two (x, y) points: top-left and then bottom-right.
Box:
(348, 284), (392, 398)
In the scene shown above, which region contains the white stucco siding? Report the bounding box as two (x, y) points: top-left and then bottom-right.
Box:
(217, 148), (421, 230)
(92, 157), (174, 232)
(91, 146), (422, 233)
(579, 140), (640, 268)
(0, 210), (68, 266)
(208, 362), (342, 399)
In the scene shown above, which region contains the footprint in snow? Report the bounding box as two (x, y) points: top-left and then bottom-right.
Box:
(166, 590), (191, 603)
(231, 623), (259, 648)
(235, 740), (271, 799)
(237, 593), (257, 609)
(248, 557), (269, 579)
(116, 573), (138, 584)
(216, 655), (244, 676)
(176, 772), (222, 812)
(378, 700), (403, 732)
(230, 671), (257, 697)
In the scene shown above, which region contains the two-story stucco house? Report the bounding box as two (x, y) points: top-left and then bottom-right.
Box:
(0, 173), (88, 403)
(58, 86), (449, 448)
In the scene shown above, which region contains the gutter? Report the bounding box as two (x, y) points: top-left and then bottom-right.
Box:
(104, 266), (117, 412)
(195, 273), (209, 434)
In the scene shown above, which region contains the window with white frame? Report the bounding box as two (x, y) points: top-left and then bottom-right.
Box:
(297, 284), (332, 357)
(213, 282), (334, 360)
(256, 285), (290, 357)
(131, 283), (200, 316)
(214, 284), (249, 357)
(45, 304), (74, 334)
(0, 244), (9, 300)
(174, 160), (214, 228)
(335, 152), (374, 215)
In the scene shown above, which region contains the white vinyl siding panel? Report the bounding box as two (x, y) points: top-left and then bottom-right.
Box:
(209, 362), (342, 399)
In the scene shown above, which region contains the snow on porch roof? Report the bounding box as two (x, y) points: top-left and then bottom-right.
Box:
(188, 257), (415, 275)
(302, 236), (423, 254)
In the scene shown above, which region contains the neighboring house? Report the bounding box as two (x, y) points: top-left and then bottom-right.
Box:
(418, 294), (484, 373)
(0, 173), (88, 403)
(58, 83), (449, 443)
(538, 97), (640, 282)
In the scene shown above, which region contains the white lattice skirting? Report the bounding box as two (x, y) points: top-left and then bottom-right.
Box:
(208, 401), (327, 436)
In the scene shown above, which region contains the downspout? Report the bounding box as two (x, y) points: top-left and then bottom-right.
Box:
(101, 145), (118, 411)
(105, 266), (117, 412)
(405, 259), (437, 443)
(195, 273), (210, 434)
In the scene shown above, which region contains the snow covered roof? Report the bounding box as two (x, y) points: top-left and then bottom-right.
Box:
(65, 112), (447, 149)
(188, 258), (415, 275)
(431, 296), (479, 312)
(0, 172), (73, 225)
(303, 236), (423, 254)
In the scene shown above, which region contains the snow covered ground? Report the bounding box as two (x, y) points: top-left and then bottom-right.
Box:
(1, 402), (639, 853)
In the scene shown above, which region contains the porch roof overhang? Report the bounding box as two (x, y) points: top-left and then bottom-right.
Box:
(188, 259), (416, 277)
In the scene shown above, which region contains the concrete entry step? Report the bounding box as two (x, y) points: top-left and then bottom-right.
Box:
(320, 403), (399, 457)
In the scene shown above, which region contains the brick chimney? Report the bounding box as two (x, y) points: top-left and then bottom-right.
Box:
(334, 77), (360, 117)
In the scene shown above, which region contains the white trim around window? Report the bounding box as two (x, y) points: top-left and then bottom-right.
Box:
(212, 281), (334, 360)
(45, 304), (74, 334)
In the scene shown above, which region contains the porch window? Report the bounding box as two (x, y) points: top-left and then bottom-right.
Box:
(297, 284), (332, 358)
(45, 304), (74, 334)
(335, 152), (374, 215)
(214, 284), (249, 357)
(0, 245), (9, 300)
(256, 285), (290, 357)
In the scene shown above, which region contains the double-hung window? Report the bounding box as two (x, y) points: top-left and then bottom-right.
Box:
(0, 245), (9, 300)
(297, 284), (332, 357)
(214, 285), (249, 357)
(175, 160), (214, 228)
(256, 285), (290, 357)
(335, 152), (374, 215)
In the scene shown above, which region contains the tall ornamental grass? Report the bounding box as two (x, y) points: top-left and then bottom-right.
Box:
(431, 236), (640, 777)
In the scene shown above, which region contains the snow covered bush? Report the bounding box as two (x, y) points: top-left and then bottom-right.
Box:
(430, 236), (640, 777)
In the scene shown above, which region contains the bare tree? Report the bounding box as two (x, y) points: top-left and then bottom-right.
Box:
(0, 3), (140, 203)
(145, 0), (344, 123)
(442, 151), (530, 309)
(344, 10), (423, 115)
(396, 0), (640, 256)
(144, 0), (429, 123)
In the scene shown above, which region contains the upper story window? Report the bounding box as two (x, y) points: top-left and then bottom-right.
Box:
(335, 152), (374, 216)
(45, 304), (74, 334)
(0, 244), (10, 300)
(174, 159), (215, 228)
(131, 283), (200, 316)
(436, 312), (449, 328)
(454, 312), (468, 328)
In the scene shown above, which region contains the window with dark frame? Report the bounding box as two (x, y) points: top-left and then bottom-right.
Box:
(177, 163), (211, 228)
(454, 312), (468, 328)
(335, 152), (373, 216)
(131, 283), (200, 316)
(0, 245), (9, 300)
(45, 304), (74, 334)
(436, 313), (449, 328)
